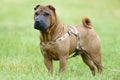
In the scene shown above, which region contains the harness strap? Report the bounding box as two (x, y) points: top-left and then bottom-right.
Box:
(67, 26), (87, 58)
(40, 30), (72, 46)
(67, 26), (83, 51)
(56, 30), (72, 42)
(68, 31), (84, 58)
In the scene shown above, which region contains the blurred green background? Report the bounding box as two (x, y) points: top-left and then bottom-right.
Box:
(0, 0), (120, 80)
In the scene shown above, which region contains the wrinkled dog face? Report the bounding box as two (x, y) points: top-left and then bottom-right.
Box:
(34, 5), (56, 31)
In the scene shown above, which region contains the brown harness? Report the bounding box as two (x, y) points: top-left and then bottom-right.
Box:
(40, 26), (87, 58)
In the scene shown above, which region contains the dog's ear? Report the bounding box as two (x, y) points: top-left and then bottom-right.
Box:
(34, 5), (40, 10)
(47, 5), (55, 12)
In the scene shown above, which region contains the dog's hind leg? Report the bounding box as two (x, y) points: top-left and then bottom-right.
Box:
(92, 52), (103, 74)
(81, 52), (96, 76)
(95, 61), (103, 74)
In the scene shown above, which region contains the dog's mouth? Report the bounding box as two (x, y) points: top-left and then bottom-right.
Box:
(34, 16), (50, 31)
(34, 20), (49, 31)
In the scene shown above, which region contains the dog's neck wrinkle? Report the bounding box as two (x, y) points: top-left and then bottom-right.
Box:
(49, 15), (66, 41)
(40, 22), (65, 42)
(40, 31), (48, 42)
(51, 23), (65, 40)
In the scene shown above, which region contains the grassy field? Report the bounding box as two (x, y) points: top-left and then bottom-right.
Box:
(0, 0), (120, 80)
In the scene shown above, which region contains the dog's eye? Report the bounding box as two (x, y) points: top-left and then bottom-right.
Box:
(35, 12), (39, 16)
(43, 12), (50, 17)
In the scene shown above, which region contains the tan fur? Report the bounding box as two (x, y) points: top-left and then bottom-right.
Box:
(82, 16), (92, 29)
(34, 5), (103, 76)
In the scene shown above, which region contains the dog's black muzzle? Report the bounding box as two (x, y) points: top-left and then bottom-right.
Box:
(34, 16), (49, 31)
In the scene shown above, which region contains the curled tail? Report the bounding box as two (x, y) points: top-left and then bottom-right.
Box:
(82, 17), (92, 29)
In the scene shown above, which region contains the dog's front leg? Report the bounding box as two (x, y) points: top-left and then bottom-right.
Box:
(44, 56), (53, 74)
(59, 56), (67, 74)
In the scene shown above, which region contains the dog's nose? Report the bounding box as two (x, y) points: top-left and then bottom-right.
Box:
(35, 20), (40, 23)
(35, 15), (41, 21)
(35, 19), (44, 26)
(35, 16), (44, 24)
(34, 17), (45, 30)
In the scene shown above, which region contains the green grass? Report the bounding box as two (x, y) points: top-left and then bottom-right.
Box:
(0, 0), (120, 80)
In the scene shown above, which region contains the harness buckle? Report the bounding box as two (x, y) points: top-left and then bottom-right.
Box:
(68, 31), (72, 35)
